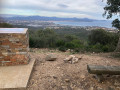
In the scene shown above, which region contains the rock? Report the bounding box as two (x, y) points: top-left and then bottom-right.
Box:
(76, 88), (82, 90)
(53, 76), (57, 79)
(65, 79), (70, 82)
(94, 75), (104, 83)
(66, 49), (71, 52)
(61, 85), (67, 89)
(97, 87), (103, 90)
(72, 57), (79, 64)
(45, 54), (57, 61)
(107, 86), (115, 90)
(57, 67), (60, 69)
(116, 87), (120, 89)
(64, 55), (82, 64)
(41, 63), (44, 65)
(80, 74), (85, 79)
(89, 87), (94, 90)
(114, 80), (120, 86)
(64, 55), (75, 62)
(92, 75), (97, 79)
(106, 74), (111, 77)
(73, 87), (82, 90)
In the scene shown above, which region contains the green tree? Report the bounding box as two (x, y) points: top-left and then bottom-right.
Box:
(29, 28), (57, 48)
(65, 35), (78, 42)
(89, 29), (110, 45)
(88, 29), (119, 52)
(103, 0), (120, 52)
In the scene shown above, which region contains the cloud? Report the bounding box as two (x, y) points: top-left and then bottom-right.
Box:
(0, 0), (107, 19)
(58, 4), (68, 8)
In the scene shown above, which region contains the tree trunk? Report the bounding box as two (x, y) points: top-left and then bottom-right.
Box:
(115, 37), (120, 52)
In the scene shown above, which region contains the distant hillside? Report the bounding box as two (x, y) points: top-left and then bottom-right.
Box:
(0, 14), (24, 18)
(0, 14), (98, 22)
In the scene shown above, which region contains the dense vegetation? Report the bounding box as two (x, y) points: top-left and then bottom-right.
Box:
(29, 28), (119, 53)
(88, 29), (119, 52)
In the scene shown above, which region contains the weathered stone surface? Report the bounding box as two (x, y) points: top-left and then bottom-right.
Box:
(64, 55), (82, 64)
(0, 28), (29, 66)
(0, 58), (35, 89)
(45, 54), (57, 61)
(1, 45), (10, 48)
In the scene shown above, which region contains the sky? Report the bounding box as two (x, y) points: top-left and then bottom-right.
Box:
(0, 0), (108, 20)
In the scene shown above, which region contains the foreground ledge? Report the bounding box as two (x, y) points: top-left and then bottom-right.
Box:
(0, 59), (35, 89)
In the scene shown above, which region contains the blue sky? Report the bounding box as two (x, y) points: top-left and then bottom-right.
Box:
(0, 0), (108, 19)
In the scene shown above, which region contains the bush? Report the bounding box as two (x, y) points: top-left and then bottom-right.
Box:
(29, 28), (119, 53)
(88, 29), (119, 52)
(58, 46), (67, 52)
(65, 42), (75, 49)
(56, 40), (65, 47)
(89, 43), (103, 53)
(102, 44), (116, 52)
(89, 29), (110, 45)
(29, 29), (57, 48)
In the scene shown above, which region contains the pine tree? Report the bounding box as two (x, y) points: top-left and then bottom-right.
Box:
(103, 0), (120, 52)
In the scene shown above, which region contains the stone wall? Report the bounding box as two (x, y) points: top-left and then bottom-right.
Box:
(0, 29), (29, 66)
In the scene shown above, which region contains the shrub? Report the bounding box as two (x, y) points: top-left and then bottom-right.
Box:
(56, 40), (65, 47)
(65, 42), (75, 49)
(89, 29), (110, 45)
(102, 44), (116, 52)
(88, 29), (119, 52)
(58, 46), (67, 52)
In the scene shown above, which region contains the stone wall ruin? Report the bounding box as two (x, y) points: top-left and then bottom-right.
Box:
(0, 28), (29, 66)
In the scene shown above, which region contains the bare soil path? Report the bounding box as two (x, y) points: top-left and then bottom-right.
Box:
(4, 49), (120, 90)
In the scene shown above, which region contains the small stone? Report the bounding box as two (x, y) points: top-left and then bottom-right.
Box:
(41, 63), (44, 65)
(76, 89), (82, 90)
(106, 74), (111, 77)
(80, 74), (85, 79)
(107, 86), (115, 90)
(0, 56), (3, 59)
(97, 87), (103, 90)
(45, 54), (57, 61)
(106, 60), (110, 63)
(71, 57), (79, 64)
(92, 75), (96, 79)
(116, 87), (120, 89)
(57, 67), (60, 69)
(62, 85), (67, 89)
(114, 81), (120, 86)
(89, 87), (94, 90)
(53, 76), (57, 79)
(73, 87), (82, 90)
(65, 79), (70, 82)
(96, 75), (104, 83)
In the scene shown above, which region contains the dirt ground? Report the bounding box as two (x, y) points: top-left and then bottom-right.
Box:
(5, 49), (120, 90)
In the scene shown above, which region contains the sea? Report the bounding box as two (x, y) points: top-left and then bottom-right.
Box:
(54, 20), (113, 28)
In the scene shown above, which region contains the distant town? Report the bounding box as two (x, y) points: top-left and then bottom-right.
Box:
(0, 14), (118, 33)
(1, 19), (117, 33)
